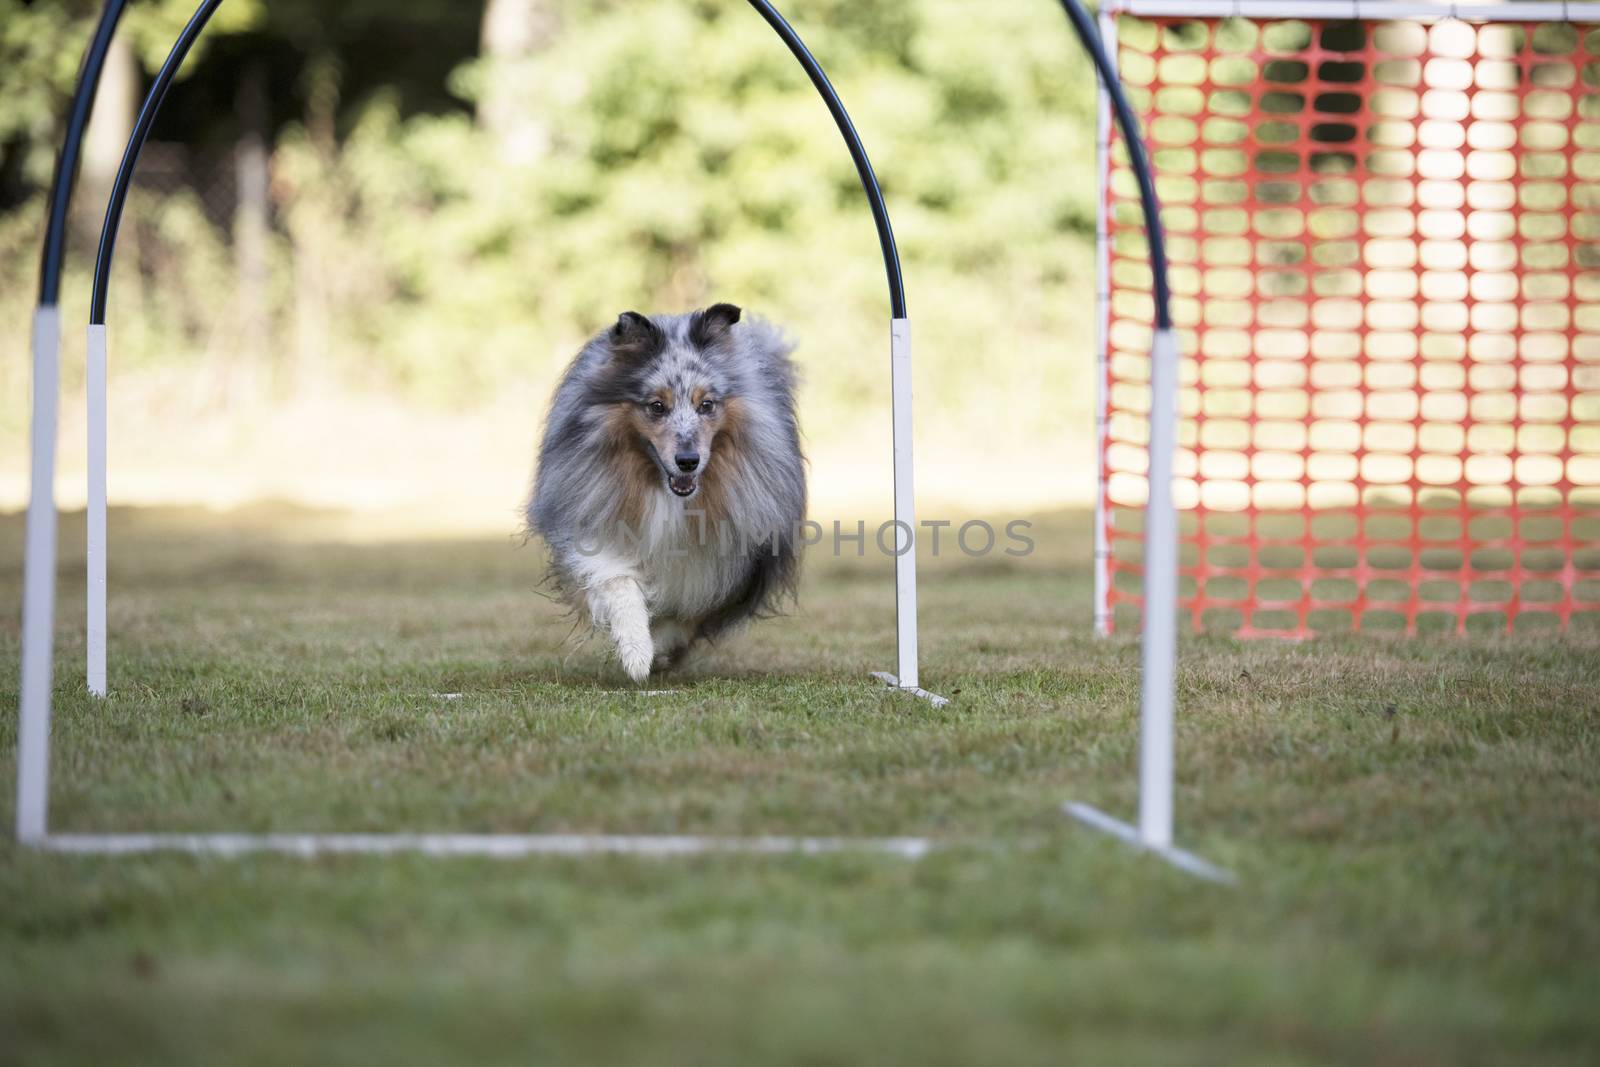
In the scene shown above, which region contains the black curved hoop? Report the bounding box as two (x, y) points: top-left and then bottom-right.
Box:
(89, 0), (907, 324)
(37, 0), (130, 307)
(1057, 0), (1172, 330)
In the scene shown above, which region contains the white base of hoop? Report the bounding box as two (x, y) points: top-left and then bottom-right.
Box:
(1063, 802), (1235, 884)
(30, 832), (936, 859)
(870, 671), (950, 707)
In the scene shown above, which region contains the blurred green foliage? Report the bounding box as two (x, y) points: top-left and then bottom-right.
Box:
(0, 0), (263, 183)
(2, 0), (1101, 446)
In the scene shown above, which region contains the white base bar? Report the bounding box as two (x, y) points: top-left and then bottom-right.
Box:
(1107, 0), (1599, 21)
(1063, 802), (1234, 884)
(32, 832), (936, 859)
(870, 671), (950, 707)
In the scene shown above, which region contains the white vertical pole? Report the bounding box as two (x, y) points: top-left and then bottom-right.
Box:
(890, 318), (919, 689)
(18, 306), (61, 842)
(1138, 325), (1180, 849)
(1092, 7), (1119, 638)
(87, 323), (108, 697)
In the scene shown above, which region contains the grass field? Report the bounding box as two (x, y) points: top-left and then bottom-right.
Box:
(2, 505), (1598, 1065)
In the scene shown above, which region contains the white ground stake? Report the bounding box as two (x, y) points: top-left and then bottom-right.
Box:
(1059, 0), (1232, 884)
(873, 317), (948, 706)
(87, 324), (108, 696)
(1138, 325), (1179, 848)
(1065, 329), (1232, 884)
(16, 306), (61, 843)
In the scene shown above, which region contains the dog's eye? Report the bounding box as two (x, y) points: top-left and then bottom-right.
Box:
(698, 398), (716, 415)
(645, 399), (667, 417)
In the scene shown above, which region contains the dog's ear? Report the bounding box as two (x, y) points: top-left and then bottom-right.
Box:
(689, 303), (742, 349)
(609, 312), (664, 359)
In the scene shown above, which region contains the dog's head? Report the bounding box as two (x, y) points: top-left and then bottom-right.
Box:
(601, 303), (744, 501)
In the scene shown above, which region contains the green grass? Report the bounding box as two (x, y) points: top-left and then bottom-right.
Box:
(2, 506), (1598, 1065)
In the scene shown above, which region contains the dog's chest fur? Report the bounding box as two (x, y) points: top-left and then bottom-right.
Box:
(630, 493), (752, 619)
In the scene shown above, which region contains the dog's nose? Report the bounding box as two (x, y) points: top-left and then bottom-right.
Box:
(674, 452), (700, 473)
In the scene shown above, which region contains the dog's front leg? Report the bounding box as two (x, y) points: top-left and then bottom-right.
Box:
(590, 576), (653, 683)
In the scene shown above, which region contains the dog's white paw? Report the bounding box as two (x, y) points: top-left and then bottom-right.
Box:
(612, 609), (654, 682)
(617, 633), (653, 683)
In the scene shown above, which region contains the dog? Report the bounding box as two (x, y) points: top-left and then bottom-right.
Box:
(527, 304), (806, 681)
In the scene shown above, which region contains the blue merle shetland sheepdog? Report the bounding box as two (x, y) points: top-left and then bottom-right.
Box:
(527, 304), (806, 682)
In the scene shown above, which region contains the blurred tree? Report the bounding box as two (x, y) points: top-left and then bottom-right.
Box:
(0, 0), (265, 213)
(232, 56), (269, 377)
(476, 0), (558, 165)
(77, 34), (135, 235)
(0, 0), (471, 211)
(0, 0), (105, 204)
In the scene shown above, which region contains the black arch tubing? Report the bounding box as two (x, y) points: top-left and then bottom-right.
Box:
(38, 0), (130, 307)
(88, 0), (907, 324)
(1058, 0), (1172, 330)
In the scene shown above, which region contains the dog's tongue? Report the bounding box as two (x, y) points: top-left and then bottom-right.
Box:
(669, 474), (697, 496)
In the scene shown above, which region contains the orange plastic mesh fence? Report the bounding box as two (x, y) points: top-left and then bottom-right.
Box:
(1100, 14), (1600, 637)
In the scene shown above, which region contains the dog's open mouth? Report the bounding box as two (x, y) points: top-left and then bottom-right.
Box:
(668, 473), (699, 498)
